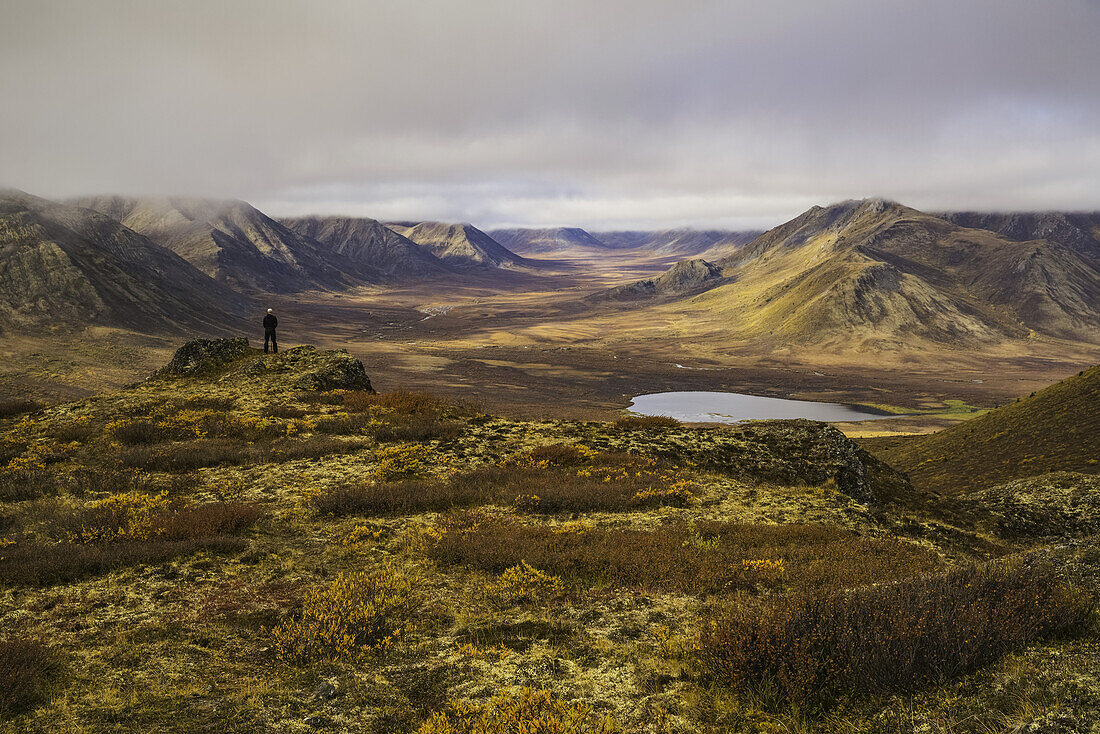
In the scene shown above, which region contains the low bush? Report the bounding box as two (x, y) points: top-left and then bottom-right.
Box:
(0, 498), (260, 585)
(271, 562), (418, 664)
(0, 638), (60, 718)
(370, 416), (464, 443)
(417, 687), (617, 734)
(50, 417), (98, 443)
(311, 446), (695, 517)
(695, 559), (1095, 707)
(345, 389), (453, 415)
(262, 404), (310, 419)
(114, 436), (367, 471)
(613, 414), (680, 430)
(313, 479), (484, 516)
(312, 413), (373, 435)
(490, 562), (564, 605)
(428, 515), (941, 595)
(0, 537), (247, 586)
(0, 399), (44, 420)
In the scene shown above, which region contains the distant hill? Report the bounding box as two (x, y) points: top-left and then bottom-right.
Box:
(938, 211), (1100, 264)
(591, 259), (727, 301)
(593, 229), (760, 256)
(870, 364), (1099, 496)
(280, 216), (451, 278)
(71, 196), (356, 293)
(489, 227), (608, 255)
(681, 198), (1100, 346)
(386, 222), (526, 269)
(0, 190), (252, 334)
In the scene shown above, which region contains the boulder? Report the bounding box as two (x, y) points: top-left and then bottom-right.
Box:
(157, 338), (251, 377)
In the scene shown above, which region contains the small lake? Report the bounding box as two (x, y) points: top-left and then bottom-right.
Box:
(628, 391), (896, 424)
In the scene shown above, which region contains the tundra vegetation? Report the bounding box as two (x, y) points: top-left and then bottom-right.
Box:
(0, 342), (1097, 733)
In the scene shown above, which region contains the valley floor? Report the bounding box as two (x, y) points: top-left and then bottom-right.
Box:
(4, 246), (1095, 437)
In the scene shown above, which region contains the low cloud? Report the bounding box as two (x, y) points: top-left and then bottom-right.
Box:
(3, 0), (1099, 229)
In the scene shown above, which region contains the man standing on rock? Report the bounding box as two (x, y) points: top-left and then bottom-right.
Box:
(263, 308), (278, 354)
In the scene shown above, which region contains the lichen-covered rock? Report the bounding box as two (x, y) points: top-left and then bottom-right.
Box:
(576, 419), (907, 503)
(283, 347), (373, 391)
(157, 338), (252, 377)
(961, 472), (1100, 538)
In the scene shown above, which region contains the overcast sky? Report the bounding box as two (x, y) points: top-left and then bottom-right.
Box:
(3, 0), (1099, 230)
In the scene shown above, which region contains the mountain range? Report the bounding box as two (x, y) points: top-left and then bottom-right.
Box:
(2, 189), (1098, 348)
(70, 196), (354, 293)
(609, 199), (1100, 346)
(387, 222), (527, 269)
(0, 190), (252, 334)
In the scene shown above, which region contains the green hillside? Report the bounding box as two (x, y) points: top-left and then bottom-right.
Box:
(872, 365), (1100, 495)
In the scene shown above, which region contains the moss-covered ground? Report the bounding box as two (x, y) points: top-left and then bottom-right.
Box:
(1, 344), (1097, 733)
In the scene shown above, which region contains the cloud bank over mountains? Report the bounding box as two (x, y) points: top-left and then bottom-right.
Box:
(3, 0), (1099, 229)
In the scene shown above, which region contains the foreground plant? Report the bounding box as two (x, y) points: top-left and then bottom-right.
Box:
(418, 687), (618, 734)
(271, 562), (419, 664)
(696, 558), (1094, 707)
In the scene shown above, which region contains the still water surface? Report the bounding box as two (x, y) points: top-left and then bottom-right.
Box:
(628, 391), (895, 423)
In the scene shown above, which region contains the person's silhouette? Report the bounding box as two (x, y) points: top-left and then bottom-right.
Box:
(263, 309), (278, 354)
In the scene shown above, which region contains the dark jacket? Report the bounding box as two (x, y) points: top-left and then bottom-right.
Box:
(263, 314), (278, 330)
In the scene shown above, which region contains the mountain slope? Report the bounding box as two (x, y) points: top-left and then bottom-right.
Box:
(871, 364), (1099, 496)
(679, 198), (1100, 346)
(280, 216), (451, 278)
(71, 196), (356, 293)
(0, 190), (252, 334)
(591, 259), (727, 301)
(938, 211), (1100, 264)
(387, 222), (525, 268)
(489, 227), (608, 255)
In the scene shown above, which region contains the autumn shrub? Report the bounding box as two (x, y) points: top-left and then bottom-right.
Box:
(370, 415), (464, 443)
(155, 502), (262, 540)
(114, 436), (366, 471)
(417, 687), (617, 734)
(59, 494), (261, 543)
(0, 638), (60, 718)
(695, 558), (1095, 707)
(345, 389), (452, 415)
(613, 414), (680, 430)
(51, 417), (98, 443)
(114, 439), (259, 471)
(0, 455), (55, 502)
(490, 562), (565, 605)
(312, 479), (485, 516)
(0, 498), (260, 585)
(269, 436), (368, 461)
(0, 399), (44, 420)
(312, 447), (696, 517)
(312, 412), (373, 435)
(262, 404), (310, 419)
(0, 537), (247, 586)
(428, 515), (941, 595)
(271, 562), (418, 664)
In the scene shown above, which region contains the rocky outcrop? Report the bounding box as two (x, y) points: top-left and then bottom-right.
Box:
(157, 340), (373, 392)
(243, 346), (374, 392)
(581, 418), (907, 503)
(960, 472), (1100, 538)
(157, 338), (252, 377)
